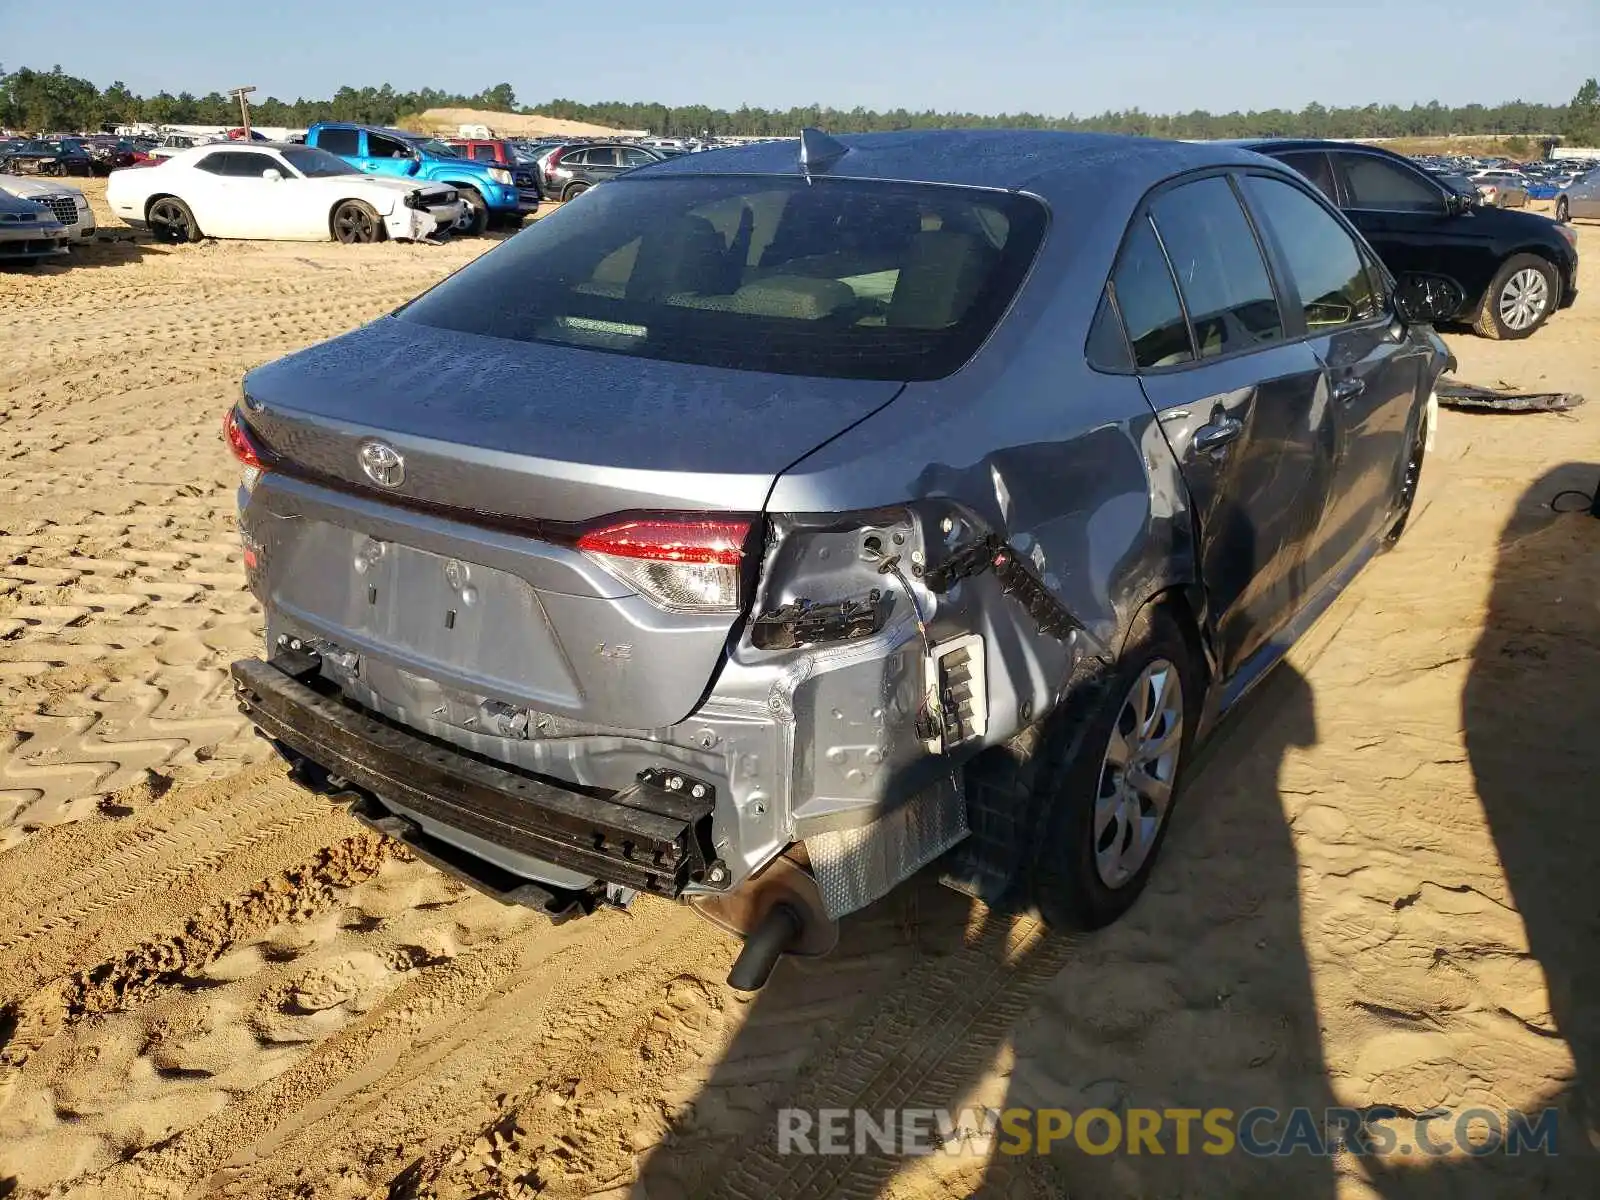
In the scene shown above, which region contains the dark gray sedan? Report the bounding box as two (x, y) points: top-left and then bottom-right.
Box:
(226, 130), (1455, 987)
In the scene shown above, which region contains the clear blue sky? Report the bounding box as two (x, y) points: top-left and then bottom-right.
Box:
(2, 0), (1595, 114)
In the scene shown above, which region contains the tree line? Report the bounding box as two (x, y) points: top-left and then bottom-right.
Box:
(3, 63), (1597, 147)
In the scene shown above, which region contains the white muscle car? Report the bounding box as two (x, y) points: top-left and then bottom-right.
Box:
(105, 142), (464, 244)
(0, 174), (96, 241)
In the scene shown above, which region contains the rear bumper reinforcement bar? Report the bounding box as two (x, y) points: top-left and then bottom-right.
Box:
(229, 655), (719, 899)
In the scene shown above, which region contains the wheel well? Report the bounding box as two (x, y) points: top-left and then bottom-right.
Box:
(143, 193), (178, 219)
(444, 181), (482, 197)
(1124, 586), (1213, 690)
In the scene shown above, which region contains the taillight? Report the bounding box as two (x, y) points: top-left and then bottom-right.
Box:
(577, 517), (751, 613)
(223, 406), (267, 490)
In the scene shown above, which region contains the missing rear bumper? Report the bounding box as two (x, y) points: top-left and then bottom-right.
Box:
(231, 655), (720, 900)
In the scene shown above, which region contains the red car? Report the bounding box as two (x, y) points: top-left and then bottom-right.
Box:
(446, 138), (544, 214)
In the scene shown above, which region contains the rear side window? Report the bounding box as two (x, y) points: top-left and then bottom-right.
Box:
(1150, 176), (1284, 359)
(1337, 154), (1443, 212)
(400, 175), (1048, 381)
(316, 128), (359, 156)
(1109, 217), (1192, 369)
(472, 145), (495, 161)
(1244, 176), (1380, 331)
(1274, 151), (1337, 201)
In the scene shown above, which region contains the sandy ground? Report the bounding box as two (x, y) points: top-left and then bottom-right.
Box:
(0, 183), (1596, 1199)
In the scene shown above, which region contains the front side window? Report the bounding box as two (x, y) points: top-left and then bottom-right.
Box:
(1337, 154), (1444, 212)
(316, 128), (359, 156)
(472, 145), (496, 161)
(1109, 216), (1192, 369)
(1244, 176), (1381, 331)
(619, 147), (655, 168)
(400, 175), (1048, 381)
(366, 131), (412, 159)
(1150, 176), (1284, 359)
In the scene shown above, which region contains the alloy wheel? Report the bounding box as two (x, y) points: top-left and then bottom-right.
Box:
(149, 200), (191, 243)
(1093, 659), (1185, 888)
(1498, 267), (1550, 332)
(334, 205), (377, 244)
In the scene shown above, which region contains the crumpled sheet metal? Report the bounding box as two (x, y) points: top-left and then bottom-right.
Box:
(1436, 382), (1586, 413)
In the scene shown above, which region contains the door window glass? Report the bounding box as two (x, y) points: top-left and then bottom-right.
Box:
(1244, 176), (1381, 330)
(316, 127), (359, 156)
(1150, 176), (1284, 358)
(1109, 216), (1193, 369)
(619, 147), (654, 167)
(193, 153), (230, 174)
(220, 152), (281, 177)
(1338, 154), (1444, 212)
(472, 145), (496, 161)
(1274, 151), (1337, 201)
(366, 131), (413, 159)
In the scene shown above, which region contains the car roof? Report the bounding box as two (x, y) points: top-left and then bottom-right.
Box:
(637, 129), (1275, 194)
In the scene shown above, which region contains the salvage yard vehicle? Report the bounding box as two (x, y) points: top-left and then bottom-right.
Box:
(0, 187), (70, 264)
(0, 174), (95, 242)
(540, 141), (667, 200)
(304, 123), (530, 235)
(0, 138), (95, 177)
(106, 143), (464, 244)
(227, 129), (1459, 988)
(1239, 139), (1579, 339)
(1556, 166), (1600, 223)
(444, 137), (544, 216)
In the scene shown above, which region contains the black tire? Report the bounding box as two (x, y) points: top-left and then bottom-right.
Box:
(147, 196), (202, 244)
(1385, 406), (1427, 547)
(1473, 253), (1558, 340)
(980, 604), (1203, 930)
(1555, 195), (1570, 223)
(561, 180), (590, 202)
(453, 186), (489, 236)
(331, 199), (382, 244)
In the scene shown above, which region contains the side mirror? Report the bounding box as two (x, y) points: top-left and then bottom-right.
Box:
(261, 168), (283, 182)
(1393, 273), (1465, 326)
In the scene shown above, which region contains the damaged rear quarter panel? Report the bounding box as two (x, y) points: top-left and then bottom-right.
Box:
(762, 175), (1198, 745)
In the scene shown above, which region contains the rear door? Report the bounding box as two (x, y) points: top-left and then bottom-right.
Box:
(1122, 174), (1339, 676)
(1241, 172), (1425, 578)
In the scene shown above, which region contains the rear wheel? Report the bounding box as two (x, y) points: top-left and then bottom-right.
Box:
(1474, 253), (1557, 340)
(453, 187), (489, 236)
(984, 604), (1202, 929)
(147, 196), (201, 244)
(561, 180), (590, 202)
(331, 200), (382, 244)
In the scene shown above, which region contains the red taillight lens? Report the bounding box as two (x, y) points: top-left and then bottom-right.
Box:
(223, 406), (268, 490)
(577, 518), (751, 613)
(223, 406), (263, 467)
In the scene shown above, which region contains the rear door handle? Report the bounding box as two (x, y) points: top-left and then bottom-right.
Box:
(1193, 415), (1244, 453)
(1332, 377), (1366, 402)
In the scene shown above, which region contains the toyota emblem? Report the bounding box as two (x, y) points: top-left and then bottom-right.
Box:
(358, 440), (405, 488)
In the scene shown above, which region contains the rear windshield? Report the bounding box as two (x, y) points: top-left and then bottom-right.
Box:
(398, 175), (1048, 381)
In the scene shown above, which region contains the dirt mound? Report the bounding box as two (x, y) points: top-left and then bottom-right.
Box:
(405, 107), (643, 139)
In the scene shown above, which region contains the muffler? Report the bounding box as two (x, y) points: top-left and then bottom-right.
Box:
(691, 848), (838, 991)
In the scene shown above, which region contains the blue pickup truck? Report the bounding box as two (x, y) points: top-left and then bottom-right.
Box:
(303, 123), (537, 235)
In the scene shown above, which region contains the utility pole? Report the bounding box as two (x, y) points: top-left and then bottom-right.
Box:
(228, 85), (257, 138)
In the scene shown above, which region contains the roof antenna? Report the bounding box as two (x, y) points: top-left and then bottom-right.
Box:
(798, 127), (849, 182)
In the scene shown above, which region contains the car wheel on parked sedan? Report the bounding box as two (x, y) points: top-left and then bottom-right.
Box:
(1555, 195), (1570, 223)
(562, 181), (590, 202)
(332, 200), (383, 244)
(1474, 253), (1558, 340)
(147, 196), (202, 244)
(453, 187), (489, 237)
(993, 603), (1201, 930)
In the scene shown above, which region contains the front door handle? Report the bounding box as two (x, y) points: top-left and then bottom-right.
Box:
(1332, 377), (1366, 403)
(1193, 414), (1244, 453)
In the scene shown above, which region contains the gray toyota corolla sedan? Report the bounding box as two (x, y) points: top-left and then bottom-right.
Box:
(227, 129), (1456, 988)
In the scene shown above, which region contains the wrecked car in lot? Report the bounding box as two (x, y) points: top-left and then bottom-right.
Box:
(228, 129), (1458, 987)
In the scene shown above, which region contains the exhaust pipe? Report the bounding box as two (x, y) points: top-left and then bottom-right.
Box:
(691, 848), (837, 991)
(727, 903), (804, 991)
